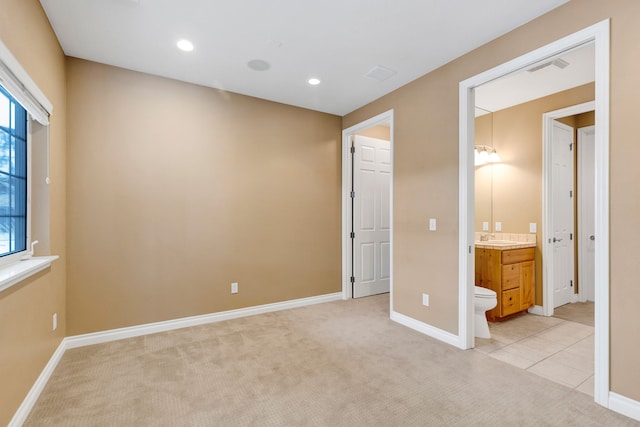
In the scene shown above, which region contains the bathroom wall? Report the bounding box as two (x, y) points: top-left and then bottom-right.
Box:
(66, 58), (342, 335)
(0, 0), (67, 424)
(475, 83), (594, 304)
(343, 0), (640, 401)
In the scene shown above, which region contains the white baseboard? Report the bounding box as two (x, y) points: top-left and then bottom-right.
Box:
(527, 305), (545, 316)
(8, 340), (66, 427)
(10, 292), (343, 425)
(65, 292), (343, 349)
(609, 392), (640, 422)
(390, 310), (462, 348)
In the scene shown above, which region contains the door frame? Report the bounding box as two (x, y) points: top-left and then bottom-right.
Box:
(577, 125), (596, 303)
(458, 20), (609, 406)
(542, 101), (594, 314)
(342, 110), (394, 303)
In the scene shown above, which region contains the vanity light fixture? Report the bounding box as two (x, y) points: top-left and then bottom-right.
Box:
(474, 145), (501, 166)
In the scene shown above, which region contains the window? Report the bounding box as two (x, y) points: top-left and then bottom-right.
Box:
(0, 85), (28, 259)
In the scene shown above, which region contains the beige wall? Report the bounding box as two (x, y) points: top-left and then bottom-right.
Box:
(0, 0), (67, 424)
(475, 84), (594, 305)
(343, 0), (640, 400)
(66, 58), (342, 335)
(357, 125), (391, 140)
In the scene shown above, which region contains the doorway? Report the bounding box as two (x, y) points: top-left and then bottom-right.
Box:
(459, 20), (610, 406)
(543, 101), (596, 314)
(352, 134), (391, 298)
(341, 110), (394, 303)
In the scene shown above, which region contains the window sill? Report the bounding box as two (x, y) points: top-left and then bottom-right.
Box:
(0, 256), (59, 293)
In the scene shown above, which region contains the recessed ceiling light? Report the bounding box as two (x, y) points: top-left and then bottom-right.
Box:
(247, 59), (271, 71)
(308, 78), (321, 86)
(176, 39), (194, 52)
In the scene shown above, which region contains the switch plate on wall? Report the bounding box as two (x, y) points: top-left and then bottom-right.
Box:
(495, 222), (502, 232)
(52, 313), (57, 331)
(529, 223), (537, 233)
(482, 222), (489, 231)
(231, 282), (238, 294)
(422, 293), (429, 306)
(429, 218), (436, 231)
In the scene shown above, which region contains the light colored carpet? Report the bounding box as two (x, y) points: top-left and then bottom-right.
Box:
(25, 294), (635, 426)
(553, 301), (595, 327)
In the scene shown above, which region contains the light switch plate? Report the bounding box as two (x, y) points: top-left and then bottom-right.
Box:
(482, 222), (489, 231)
(429, 218), (436, 231)
(529, 223), (537, 233)
(495, 222), (502, 232)
(422, 293), (429, 306)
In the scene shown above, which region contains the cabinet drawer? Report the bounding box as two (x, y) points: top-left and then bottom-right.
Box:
(501, 288), (521, 316)
(502, 264), (521, 290)
(502, 248), (535, 264)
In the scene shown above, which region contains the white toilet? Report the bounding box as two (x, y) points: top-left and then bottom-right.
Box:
(474, 286), (497, 339)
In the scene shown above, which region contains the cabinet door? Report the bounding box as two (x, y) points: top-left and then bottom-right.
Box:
(520, 261), (535, 309)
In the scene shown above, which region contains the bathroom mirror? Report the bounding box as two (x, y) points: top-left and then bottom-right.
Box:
(474, 111), (494, 233)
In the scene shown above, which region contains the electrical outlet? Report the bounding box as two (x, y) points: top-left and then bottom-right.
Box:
(422, 293), (429, 307)
(231, 282), (238, 294)
(52, 313), (57, 331)
(495, 222), (502, 232)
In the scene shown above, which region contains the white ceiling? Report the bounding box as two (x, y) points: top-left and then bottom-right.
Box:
(40, 0), (569, 116)
(475, 42), (595, 115)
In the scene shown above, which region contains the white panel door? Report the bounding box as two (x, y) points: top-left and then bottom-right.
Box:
(551, 120), (576, 308)
(353, 135), (390, 298)
(578, 126), (595, 302)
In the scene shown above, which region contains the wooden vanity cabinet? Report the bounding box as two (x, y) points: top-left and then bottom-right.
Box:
(475, 247), (535, 322)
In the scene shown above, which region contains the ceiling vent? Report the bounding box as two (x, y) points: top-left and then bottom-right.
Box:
(365, 65), (397, 82)
(527, 58), (569, 73)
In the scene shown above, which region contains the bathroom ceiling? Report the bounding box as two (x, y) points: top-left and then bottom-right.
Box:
(39, 0), (569, 116)
(475, 42), (595, 115)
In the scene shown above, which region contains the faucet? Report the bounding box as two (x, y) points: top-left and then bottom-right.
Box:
(480, 234), (494, 242)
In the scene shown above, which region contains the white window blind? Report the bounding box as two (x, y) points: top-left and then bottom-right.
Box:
(0, 40), (52, 126)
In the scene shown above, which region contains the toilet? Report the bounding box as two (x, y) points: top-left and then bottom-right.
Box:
(474, 286), (497, 339)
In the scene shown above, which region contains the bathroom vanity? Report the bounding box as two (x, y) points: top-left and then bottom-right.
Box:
(475, 243), (535, 322)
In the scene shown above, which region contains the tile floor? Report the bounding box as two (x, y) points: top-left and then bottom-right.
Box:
(475, 313), (594, 396)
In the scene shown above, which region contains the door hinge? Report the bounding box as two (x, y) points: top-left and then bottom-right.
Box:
(350, 146), (355, 154)
(350, 276), (355, 283)
(350, 191), (355, 199)
(569, 190), (573, 198)
(570, 280), (573, 287)
(350, 232), (355, 239)
(570, 233), (573, 240)
(570, 143), (573, 151)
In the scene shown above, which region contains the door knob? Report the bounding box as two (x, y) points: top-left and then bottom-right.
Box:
(553, 237), (563, 242)
(590, 235), (595, 241)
